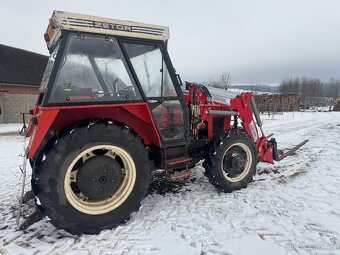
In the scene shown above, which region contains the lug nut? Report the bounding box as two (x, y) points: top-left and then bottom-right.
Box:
(100, 187), (104, 192)
(92, 178), (96, 182)
(110, 179), (114, 183)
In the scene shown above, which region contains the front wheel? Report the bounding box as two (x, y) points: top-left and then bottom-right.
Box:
(34, 123), (153, 234)
(203, 130), (257, 192)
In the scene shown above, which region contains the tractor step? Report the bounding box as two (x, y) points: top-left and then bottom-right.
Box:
(165, 157), (192, 166)
(168, 170), (192, 181)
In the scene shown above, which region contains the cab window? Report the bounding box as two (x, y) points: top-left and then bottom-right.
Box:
(124, 42), (184, 142)
(123, 43), (177, 98)
(49, 34), (141, 103)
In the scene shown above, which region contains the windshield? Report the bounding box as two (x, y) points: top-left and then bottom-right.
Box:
(48, 34), (141, 103)
(40, 45), (59, 92)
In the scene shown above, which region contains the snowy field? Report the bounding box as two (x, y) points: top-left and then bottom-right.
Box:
(0, 112), (340, 255)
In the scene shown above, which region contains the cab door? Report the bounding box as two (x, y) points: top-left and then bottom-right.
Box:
(122, 41), (186, 143)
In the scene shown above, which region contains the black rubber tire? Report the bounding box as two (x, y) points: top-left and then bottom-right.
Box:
(33, 122), (153, 235)
(203, 130), (257, 193)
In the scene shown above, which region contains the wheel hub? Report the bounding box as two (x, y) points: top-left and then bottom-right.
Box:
(231, 155), (245, 171)
(76, 156), (123, 200)
(224, 148), (247, 177)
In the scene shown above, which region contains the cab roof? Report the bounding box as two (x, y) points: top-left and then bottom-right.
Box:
(45, 10), (170, 50)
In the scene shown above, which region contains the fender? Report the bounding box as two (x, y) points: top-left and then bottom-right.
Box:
(27, 103), (161, 159)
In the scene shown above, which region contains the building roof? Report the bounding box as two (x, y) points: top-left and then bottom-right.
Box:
(0, 44), (48, 86)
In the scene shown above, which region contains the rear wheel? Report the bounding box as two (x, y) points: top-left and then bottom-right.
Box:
(34, 122), (153, 234)
(203, 130), (256, 192)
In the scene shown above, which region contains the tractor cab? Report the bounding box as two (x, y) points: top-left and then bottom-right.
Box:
(35, 11), (187, 148)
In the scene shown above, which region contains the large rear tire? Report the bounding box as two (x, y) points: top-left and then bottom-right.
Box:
(33, 122), (153, 234)
(203, 130), (257, 193)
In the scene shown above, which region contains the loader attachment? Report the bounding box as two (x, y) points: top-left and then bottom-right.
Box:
(256, 129), (309, 163)
(201, 85), (310, 165)
(258, 134), (309, 164)
(223, 89), (309, 164)
(247, 93), (309, 163)
(274, 139), (309, 161)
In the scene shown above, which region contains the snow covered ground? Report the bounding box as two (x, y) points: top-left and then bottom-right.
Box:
(0, 124), (22, 135)
(1, 112), (340, 255)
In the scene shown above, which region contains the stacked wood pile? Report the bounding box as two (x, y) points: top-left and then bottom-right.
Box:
(254, 94), (300, 113)
(334, 98), (340, 111)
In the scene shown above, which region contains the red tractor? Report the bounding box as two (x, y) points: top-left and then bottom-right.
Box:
(20, 11), (306, 234)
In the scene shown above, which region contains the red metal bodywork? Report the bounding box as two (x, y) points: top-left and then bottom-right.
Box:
(183, 83), (274, 164)
(229, 93), (274, 163)
(27, 103), (161, 159)
(183, 84), (231, 138)
(27, 83), (275, 164)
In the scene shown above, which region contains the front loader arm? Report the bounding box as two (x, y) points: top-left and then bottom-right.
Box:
(186, 83), (307, 164)
(230, 92), (260, 142)
(230, 92), (276, 164)
(229, 92), (308, 164)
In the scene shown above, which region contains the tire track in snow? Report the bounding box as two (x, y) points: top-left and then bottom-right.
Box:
(254, 113), (340, 254)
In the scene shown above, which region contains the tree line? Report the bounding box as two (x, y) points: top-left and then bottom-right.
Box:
(202, 73), (340, 100)
(279, 77), (340, 99)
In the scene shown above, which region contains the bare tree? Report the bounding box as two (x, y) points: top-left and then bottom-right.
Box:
(301, 77), (323, 98)
(220, 72), (231, 90)
(206, 72), (232, 90)
(279, 77), (301, 95)
(279, 77), (324, 99)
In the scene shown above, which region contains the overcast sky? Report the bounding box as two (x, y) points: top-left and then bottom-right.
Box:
(0, 0), (339, 84)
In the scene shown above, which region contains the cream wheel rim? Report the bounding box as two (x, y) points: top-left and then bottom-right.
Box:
(64, 145), (136, 215)
(221, 143), (252, 183)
